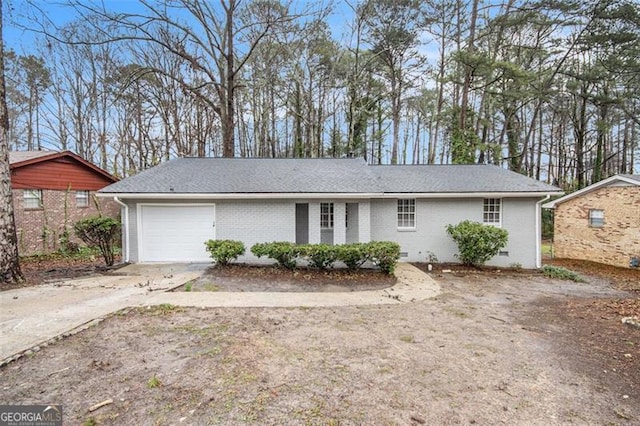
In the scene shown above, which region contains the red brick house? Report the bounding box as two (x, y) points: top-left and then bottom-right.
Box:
(9, 151), (119, 255)
(543, 174), (640, 268)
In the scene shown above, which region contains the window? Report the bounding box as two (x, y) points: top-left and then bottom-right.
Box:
(320, 203), (334, 229)
(76, 190), (90, 208)
(23, 189), (43, 209)
(589, 209), (604, 227)
(397, 199), (416, 229)
(483, 198), (501, 225)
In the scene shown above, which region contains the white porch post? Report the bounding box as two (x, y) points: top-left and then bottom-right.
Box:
(308, 202), (321, 244)
(334, 202), (346, 245)
(358, 200), (371, 242)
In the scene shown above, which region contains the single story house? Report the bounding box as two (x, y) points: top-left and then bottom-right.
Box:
(98, 158), (562, 268)
(543, 174), (640, 268)
(10, 150), (119, 255)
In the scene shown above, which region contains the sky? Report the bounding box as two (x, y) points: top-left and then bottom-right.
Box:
(3, 0), (358, 54)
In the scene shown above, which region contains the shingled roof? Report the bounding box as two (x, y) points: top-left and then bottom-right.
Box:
(369, 164), (560, 193)
(99, 157), (561, 196)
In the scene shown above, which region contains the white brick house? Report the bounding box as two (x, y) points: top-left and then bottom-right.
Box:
(98, 158), (561, 268)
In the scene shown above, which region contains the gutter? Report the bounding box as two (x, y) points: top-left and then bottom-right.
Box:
(535, 194), (551, 269)
(96, 191), (563, 200)
(113, 196), (130, 263)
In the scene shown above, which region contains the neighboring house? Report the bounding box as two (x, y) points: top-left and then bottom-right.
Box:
(543, 174), (640, 268)
(10, 150), (119, 255)
(98, 158), (562, 268)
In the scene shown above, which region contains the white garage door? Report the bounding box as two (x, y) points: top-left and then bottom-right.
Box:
(139, 204), (215, 262)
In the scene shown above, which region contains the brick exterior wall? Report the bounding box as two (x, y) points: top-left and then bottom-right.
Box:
(553, 185), (640, 268)
(12, 189), (120, 256)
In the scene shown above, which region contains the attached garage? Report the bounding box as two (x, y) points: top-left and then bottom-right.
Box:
(137, 204), (215, 262)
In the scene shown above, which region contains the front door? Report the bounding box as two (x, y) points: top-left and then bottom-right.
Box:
(295, 203), (309, 244)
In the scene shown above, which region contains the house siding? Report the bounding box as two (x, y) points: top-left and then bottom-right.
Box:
(370, 197), (540, 268)
(553, 185), (640, 268)
(120, 197), (541, 268)
(11, 157), (114, 190)
(216, 200), (295, 262)
(12, 189), (120, 255)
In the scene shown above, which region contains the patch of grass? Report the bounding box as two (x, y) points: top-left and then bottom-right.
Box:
(202, 283), (220, 292)
(147, 374), (162, 389)
(541, 243), (553, 257)
(541, 265), (585, 282)
(399, 335), (415, 343)
(184, 281), (192, 292)
(145, 304), (182, 315)
(83, 418), (97, 426)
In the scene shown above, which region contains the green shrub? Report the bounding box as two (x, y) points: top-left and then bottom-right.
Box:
(367, 241), (401, 274)
(541, 265), (585, 282)
(336, 243), (370, 270)
(446, 220), (508, 267)
(251, 241), (301, 269)
(299, 243), (338, 269)
(74, 216), (120, 266)
(204, 239), (245, 265)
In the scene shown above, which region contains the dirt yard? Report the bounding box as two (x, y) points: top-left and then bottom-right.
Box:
(1, 262), (638, 425)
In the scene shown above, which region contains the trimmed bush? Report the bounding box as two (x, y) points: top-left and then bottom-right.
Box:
(446, 220), (508, 267)
(541, 265), (585, 282)
(336, 243), (370, 270)
(299, 243), (338, 269)
(251, 241), (301, 269)
(204, 239), (245, 265)
(74, 216), (120, 266)
(367, 241), (401, 274)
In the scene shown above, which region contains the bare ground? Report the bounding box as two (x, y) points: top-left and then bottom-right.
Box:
(1, 263), (638, 425)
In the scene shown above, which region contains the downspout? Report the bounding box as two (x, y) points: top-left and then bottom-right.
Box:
(535, 194), (551, 269)
(114, 196), (130, 263)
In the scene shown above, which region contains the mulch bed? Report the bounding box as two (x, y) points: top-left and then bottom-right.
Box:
(185, 263), (396, 292)
(546, 258), (640, 293)
(1, 255), (119, 291)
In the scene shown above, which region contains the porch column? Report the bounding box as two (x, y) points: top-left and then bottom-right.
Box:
(358, 200), (371, 242)
(333, 202), (346, 245)
(308, 202), (321, 244)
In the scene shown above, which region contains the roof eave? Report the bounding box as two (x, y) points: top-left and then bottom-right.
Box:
(543, 174), (639, 208)
(10, 150), (118, 182)
(98, 190), (563, 199)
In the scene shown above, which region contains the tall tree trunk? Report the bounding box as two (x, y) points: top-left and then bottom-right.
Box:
(222, 0), (236, 158)
(0, 5), (24, 284)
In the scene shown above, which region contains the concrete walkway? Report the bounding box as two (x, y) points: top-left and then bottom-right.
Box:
(0, 263), (439, 364)
(150, 262), (440, 308)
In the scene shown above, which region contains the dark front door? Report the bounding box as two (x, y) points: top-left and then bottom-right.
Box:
(295, 203), (309, 244)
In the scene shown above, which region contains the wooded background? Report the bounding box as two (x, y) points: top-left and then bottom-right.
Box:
(4, 0), (640, 190)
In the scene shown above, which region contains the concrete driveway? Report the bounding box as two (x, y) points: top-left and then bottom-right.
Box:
(0, 263), (440, 365)
(0, 263), (206, 363)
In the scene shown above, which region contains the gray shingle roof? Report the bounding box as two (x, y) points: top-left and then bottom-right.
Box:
(99, 158), (561, 195)
(100, 158), (378, 194)
(620, 174), (640, 183)
(9, 151), (58, 164)
(370, 165), (561, 193)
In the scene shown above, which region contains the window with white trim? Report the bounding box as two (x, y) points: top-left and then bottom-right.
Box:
(76, 190), (89, 208)
(320, 203), (334, 229)
(23, 189), (43, 209)
(588, 209), (604, 227)
(397, 199), (416, 228)
(483, 198), (501, 225)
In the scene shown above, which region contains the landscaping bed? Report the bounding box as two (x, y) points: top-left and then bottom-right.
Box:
(1, 254), (118, 291)
(180, 263), (396, 292)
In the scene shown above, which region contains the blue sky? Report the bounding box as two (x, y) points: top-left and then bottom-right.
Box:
(4, 0), (355, 54)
